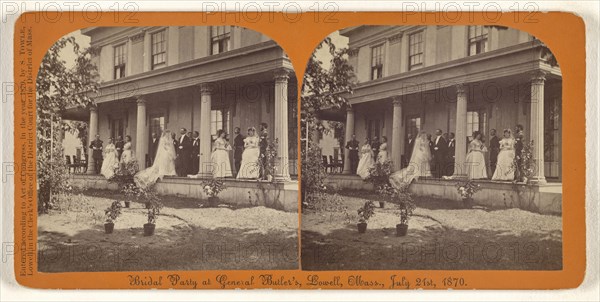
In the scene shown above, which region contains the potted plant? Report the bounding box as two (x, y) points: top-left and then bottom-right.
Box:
(366, 160), (394, 208)
(356, 201), (375, 233)
(143, 201), (163, 236)
(202, 179), (226, 207)
(395, 191), (416, 236)
(104, 200), (122, 234)
(455, 180), (481, 208)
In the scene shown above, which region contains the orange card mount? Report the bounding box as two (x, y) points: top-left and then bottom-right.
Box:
(13, 11), (585, 289)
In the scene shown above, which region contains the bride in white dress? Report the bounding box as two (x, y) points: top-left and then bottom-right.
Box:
(389, 131), (432, 190)
(134, 130), (177, 189)
(237, 127), (260, 179)
(492, 129), (516, 181)
(211, 129), (233, 178)
(356, 138), (375, 179)
(100, 138), (119, 179)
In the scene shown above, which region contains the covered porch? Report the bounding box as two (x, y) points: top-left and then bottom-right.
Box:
(63, 40), (298, 180)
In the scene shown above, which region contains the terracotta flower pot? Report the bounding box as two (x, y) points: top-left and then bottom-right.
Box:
(143, 223), (155, 236)
(145, 201), (151, 209)
(104, 222), (114, 234)
(396, 223), (408, 236)
(208, 196), (219, 207)
(124, 201), (130, 208)
(357, 222), (367, 233)
(379, 201), (385, 208)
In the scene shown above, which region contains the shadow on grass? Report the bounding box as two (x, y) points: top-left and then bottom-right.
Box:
(301, 224), (562, 271)
(38, 223), (298, 272)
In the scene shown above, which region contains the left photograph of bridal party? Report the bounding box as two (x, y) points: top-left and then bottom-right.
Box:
(36, 26), (299, 272)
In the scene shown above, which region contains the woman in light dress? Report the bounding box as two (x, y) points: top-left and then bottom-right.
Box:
(377, 136), (389, 164)
(120, 135), (135, 166)
(134, 130), (177, 189)
(100, 138), (119, 179)
(389, 131), (432, 190)
(356, 138), (375, 179)
(211, 129), (233, 178)
(237, 127), (260, 179)
(492, 129), (516, 181)
(465, 131), (488, 180)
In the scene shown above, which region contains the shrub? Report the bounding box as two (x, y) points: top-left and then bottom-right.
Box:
(301, 144), (328, 208)
(455, 179), (481, 200)
(357, 201), (376, 224)
(202, 178), (226, 198)
(395, 191), (416, 225)
(104, 200), (122, 223)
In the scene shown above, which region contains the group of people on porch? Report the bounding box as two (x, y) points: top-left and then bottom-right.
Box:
(347, 124), (525, 186)
(89, 122), (271, 187)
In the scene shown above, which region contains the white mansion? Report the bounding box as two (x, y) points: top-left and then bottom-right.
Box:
(63, 26), (297, 179)
(320, 25), (562, 213)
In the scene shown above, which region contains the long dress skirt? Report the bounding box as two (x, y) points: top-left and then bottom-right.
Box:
(237, 148), (260, 179)
(211, 150), (233, 178)
(101, 151), (119, 179)
(356, 152), (375, 179)
(492, 150), (515, 180)
(465, 151), (488, 179)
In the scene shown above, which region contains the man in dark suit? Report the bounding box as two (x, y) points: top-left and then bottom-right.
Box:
(190, 131), (200, 175)
(489, 129), (500, 176)
(446, 132), (456, 176)
(148, 132), (159, 166)
(259, 123), (269, 180)
(514, 124), (524, 182)
(371, 136), (380, 160)
(115, 135), (124, 161)
(404, 133), (415, 167)
(431, 129), (448, 178)
(345, 134), (359, 174)
(233, 127), (245, 176)
(89, 134), (103, 174)
(176, 128), (192, 176)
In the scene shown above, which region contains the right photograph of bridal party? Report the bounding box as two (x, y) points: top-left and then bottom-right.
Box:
(301, 25), (563, 270)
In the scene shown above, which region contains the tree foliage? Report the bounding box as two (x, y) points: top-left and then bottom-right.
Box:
(300, 37), (355, 207)
(36, 36), (99, 212)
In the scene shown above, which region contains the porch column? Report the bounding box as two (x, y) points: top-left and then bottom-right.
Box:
(391, 97), (403, 171)
(529, 71), (547, 184)
(342, 106), (355, 174)
(135, 97), (148, 169)
(198, 83), (213, 177)
(86, 106), (98, 174)
(452, 84), (468, 178)
(274, 69), (290, 181)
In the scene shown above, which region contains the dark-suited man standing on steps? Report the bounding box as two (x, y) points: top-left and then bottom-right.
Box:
(431, 129), (448, 178)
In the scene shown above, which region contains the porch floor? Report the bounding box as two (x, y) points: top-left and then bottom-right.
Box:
(323, 174), (562, 214)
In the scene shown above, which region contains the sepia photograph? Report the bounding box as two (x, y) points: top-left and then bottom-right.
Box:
(301, 25), (563, 270)
(36, 25), (299, 272)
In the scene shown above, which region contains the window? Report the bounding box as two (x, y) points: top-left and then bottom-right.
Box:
(370, 44), (384, 80)
(113, 44), (126, 79)
(367, 120), (381, 141)
(333, 127), (343, 139)
(210, 109), (230, 140)
(110, 118), (124, 140)
(466, 111), (479, 140)
(149, 114), (166, 139)
(408, 31), (424, 70)
(468, 26), (489, 56)
(211, 26), (231, 55)
(406, 116), (421, 138)
(466, 110), (487, 140)
(151, 30), (166, 69)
